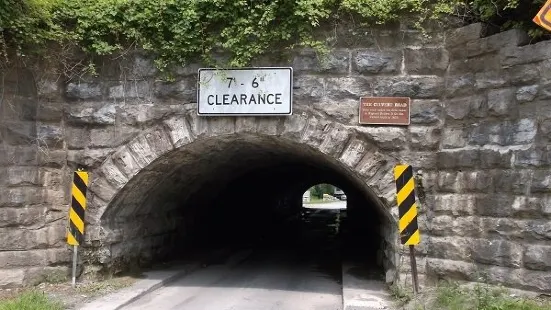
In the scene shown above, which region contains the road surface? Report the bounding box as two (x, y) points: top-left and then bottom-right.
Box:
(122, 209), (343, 310)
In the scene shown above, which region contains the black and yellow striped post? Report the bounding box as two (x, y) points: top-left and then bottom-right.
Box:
(67, 169), (89, 287)
(394, 164), (420, 294)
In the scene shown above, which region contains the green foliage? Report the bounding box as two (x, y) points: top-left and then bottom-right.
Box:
(0, 290), (63, 310)
(0, 0), (549, 72)
(434, 282), (551, 310)
(309, 183), (336, 199)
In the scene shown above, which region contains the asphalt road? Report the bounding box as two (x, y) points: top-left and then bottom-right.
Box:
(122, 209), (343, 310)
(122, 250), (342, 310)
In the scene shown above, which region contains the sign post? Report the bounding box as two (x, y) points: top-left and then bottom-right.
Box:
(67, 169), (89, 288)
(197, 67), (293, 116)
(533, 0), (551, 32)
(394, 164), (420, 294)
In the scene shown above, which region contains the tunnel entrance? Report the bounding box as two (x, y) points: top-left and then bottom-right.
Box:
(91, 131), (397, 284)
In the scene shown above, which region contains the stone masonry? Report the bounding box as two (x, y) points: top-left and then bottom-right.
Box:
(0, 22), (550, 293)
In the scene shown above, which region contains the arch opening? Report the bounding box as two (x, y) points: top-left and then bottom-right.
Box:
(94, 133), (397, 284)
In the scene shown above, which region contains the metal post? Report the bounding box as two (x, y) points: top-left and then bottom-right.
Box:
(409, 245), (419, 294)
(72, 245), (78, 287)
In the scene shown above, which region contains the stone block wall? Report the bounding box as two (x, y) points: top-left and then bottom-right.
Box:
(0, 22), (550, 292)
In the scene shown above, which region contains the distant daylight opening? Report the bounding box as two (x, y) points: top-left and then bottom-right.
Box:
(99, 134), (394, 287)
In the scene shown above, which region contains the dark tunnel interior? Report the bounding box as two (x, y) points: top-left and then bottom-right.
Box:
(101, 134), (391, 281)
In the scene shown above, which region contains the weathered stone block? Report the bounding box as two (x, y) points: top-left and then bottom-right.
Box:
(37, 123), (63, 149)
(36, 101), (63, 122)
(89, 175), (118, 203)
(339, 139), (368, 168)
(101, 158), (129, 189)
(65, 82), (102, 100)
(427, 236), (471, 261)
(537, 81), (551, 100)
(461, 171), (493, 193)
(67, 149), (112, 169)
(446, 95), (487, 120)
(300, 116), (331, 149)
(442, 127), (467, 149)
(433, 194), (476, 215)
(409, 126), (440, 150)
(404, 48), (449, 75)
(524, 245), (551, 271)
(445, 74), (475, 97)
(465, 29), (530, 57)
(280, 113), (308, 140)
(445, 23), (483, 47)
(24, 266), (69, 286)
(505, 63), (541, 85)
(2, 121), (36, 145)
(516, 85), (538, 103)
(479, 149), (512, 168)
(292, 49), (349, 74)
(471, 239), (523, 268)
(0, 166), (39, 186)
(0, 207), (46, 228)
(492, 170), (531, 194)
(431, 216), (482, 237)
(0, 146), (37, 166)
(127, 128), (173, 168)
(374, 76), (443, 99)
(449, 54), (501, 75)
(437, 171), (460, 193)
(65, 126), (90, 150)
(355, 127), (407, 150)
(293, 76), (324, 101)
(210, 117), (237, 135)
(108, 81), (152, 99)
(355, 151), (388, 181)
(319, 124), (351, 157)
(410, 100), (442, 125)
(352, 49), (401, 74)
(0, 248), (70, 268)
(313, 98), (357, 124)
(119, 104), (183, 125)
(90, 126), (140, 148)
(37, 79), (61, 101)
(0, 268), (25, 288)
(163, 116), (193, 148)
(0, 187), (44, 207)
(325, 77), (371, 100)
(436, 149), (479, 169)
(500, 39), (551, 66)
(531, 170), (551, 193)
(474, 71), (507, 89)
(67, 104), (116, 125)
(475, 195), (517, 217)
(154, 80), (196, 103)
(0, 224), (65, 251)
(487, 88), (516, 117)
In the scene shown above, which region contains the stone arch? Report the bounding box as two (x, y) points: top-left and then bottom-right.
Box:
(83, 108), (402, 280)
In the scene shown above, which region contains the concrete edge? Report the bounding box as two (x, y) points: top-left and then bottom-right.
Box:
(78, 249), (253, 310)
(342, 263), (395, 310)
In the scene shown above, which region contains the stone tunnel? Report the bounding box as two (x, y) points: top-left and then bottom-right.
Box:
(1, 22), (551, 293)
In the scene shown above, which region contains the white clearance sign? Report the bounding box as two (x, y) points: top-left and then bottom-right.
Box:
(197, 67), (293, 116)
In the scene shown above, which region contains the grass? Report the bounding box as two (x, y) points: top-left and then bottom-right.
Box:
(0, 290), (63, 310)
(392, 281), (551, 310)
(433, 282), (551, 310)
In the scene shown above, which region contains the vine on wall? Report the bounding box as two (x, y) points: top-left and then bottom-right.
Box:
(0, 0), (548, 74)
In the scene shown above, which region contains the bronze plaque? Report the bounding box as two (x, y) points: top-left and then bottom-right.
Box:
(359, 97), (410, 125)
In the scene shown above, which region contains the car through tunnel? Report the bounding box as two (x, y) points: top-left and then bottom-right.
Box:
(91, 133), (395, 284)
